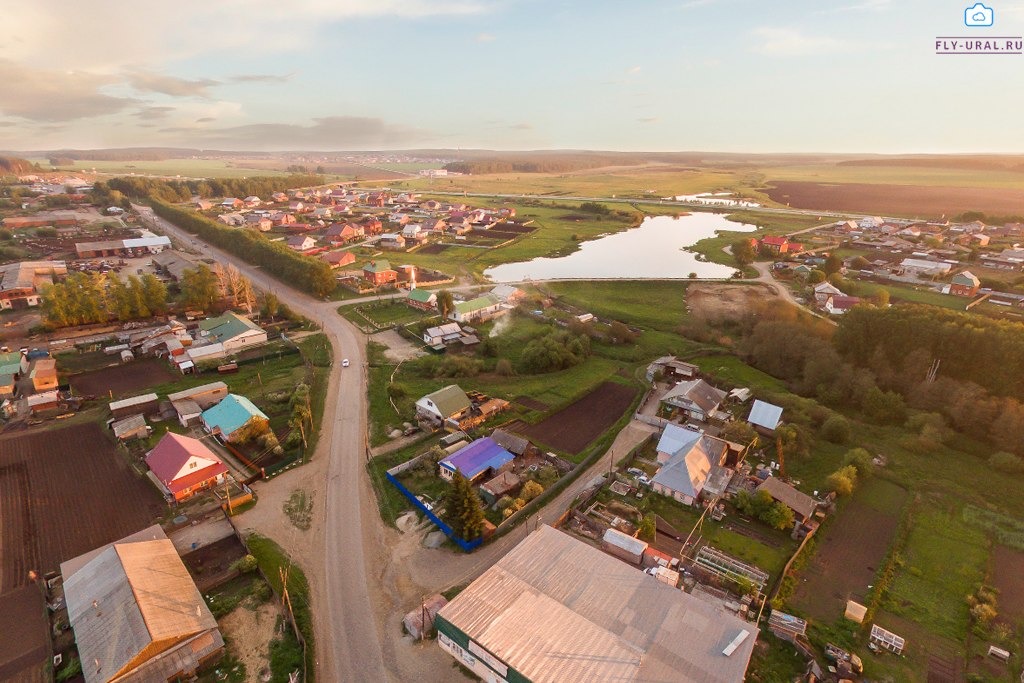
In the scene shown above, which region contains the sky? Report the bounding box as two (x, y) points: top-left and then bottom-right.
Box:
(1, 0), (1023, 153)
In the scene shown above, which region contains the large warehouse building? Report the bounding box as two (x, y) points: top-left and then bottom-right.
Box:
(435, 525), (757, 682)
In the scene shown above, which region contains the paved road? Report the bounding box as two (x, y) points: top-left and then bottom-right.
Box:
(133, 204), (391, 682)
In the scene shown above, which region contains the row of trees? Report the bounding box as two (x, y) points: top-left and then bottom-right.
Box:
(41, 272), (167, 327)
(152, 200), (336, 297)
(96, 174), (323, 205)
(520, 330), (591, 373)
(179, 263), (257, 313)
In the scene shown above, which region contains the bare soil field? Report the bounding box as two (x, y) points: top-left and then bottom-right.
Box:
(509, 381), (636, 454)
(687, 283), (780, 324)
(181, 534), (248, 592)
(0, 423), (164, 592)
(989, 544), (1024, 623)
(764, 180), (1024, 217)
(492, 223), (537, 234)
(513, 395), (549, 412)
(68, 358), (176, 397)
(790, 479), (908, 623)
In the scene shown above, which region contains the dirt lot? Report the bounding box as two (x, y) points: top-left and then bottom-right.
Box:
(764, 180), (1024, 217)
(513, 395), (549, 411)
(509, 381), (637, 454)
(417, 244), (449, 255)
(0, 423), (164, 592)
(686, 283), (781, 325)
(221, 600), (282, 681)
(68, 357), (176, 397)
(989, 544), (1024, 623)
(790, 479), (908, 623)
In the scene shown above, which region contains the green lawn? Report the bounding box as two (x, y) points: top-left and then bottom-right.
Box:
(41, 157), (287, 179)
(759, 163), (1024, 190)
(690, 354), (787, 392)
(689, 211), (825, 266)
(885, 506), (989, 642)
(340, 300), (434, 332)
(845, 280), (966, 310)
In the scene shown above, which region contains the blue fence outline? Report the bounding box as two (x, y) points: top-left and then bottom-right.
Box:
(385, 473), (483, 552)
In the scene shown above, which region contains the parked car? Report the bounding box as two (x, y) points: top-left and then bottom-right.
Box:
(627, 467), (643, 478)
(637, 475), (651, 486)
(342, 358), (350, 367)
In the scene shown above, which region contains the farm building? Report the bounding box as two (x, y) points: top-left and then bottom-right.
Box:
(151, 250), (199, 282)
(75, 235), (171, 258)
(449, 293), (504, 324)
(171, 399), (203, 427)
(404, 593), (449, 641)
(436, 525), (757, 683)
(645, 355), (699, 382)
(439, 437), (516, 483)
(0, 584), (51, 682)
(489, 428), (531, 457)
(406, 288), (437, 311)
(146, 432), (229, 502)
(416, 385), (472, 426)
(755, 477), (818, 525)
(479, 471), (522, 506)
(950, 270), (981, 297)
(111, 414), (151, 441)
(201, 393), (269, 442)
(824, 295), (861, 315)
(0, 260), (67, 310)
(660, 378), (727, 423)
(29, 357), (58, 392)
(423, 322), (463, 346)
(747, 399), (784, 432)
(0, 350), (24, 377)
(0, 373), (14, 399)
(651, 424), (732, 506)
(26, 390), (59, 413)
(603, 527), (648, 565)
(167, 381), (228, 410)
(3, 214), (79, 229)
(198, 312), (267, 352)
(109, 393), (159, 419)
(899, 258), (953, 278)
(61, 526), (224, 683)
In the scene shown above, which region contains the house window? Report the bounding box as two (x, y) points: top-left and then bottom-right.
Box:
(189, 462), (197, 469)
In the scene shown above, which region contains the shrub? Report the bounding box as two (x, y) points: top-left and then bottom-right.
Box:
(821, 415), (851, 443)
(231, 554), (259, 574)
(826, 465), (858, 496)
(842, 448), (874, 477)
(520, 480), (544, 502)
(989, 451), (1024, 473)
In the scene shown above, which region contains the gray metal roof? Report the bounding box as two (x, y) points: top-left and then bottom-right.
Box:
(662, 379), (727, 414)
(437, 525), (757, 683)
(747, 399), (783, 431)
(756, 477), (817, 521)
(63, 533), (219, 683)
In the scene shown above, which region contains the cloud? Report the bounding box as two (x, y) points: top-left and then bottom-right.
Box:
(476, 32), (497, 42)
(509, 123), (532, 130)
(637, 117), (659, 123)
(0, 122), (16, 127)
(180, 115), (431, 149)
(196, 116), (216, 123)
(132, 105), (175, 120)
(628, 66), (642, 74)
(228, 73), (294, 83)
(126, 71), (220, 97)
(0, 59), (139, 121)
(750, 27), (847, 56)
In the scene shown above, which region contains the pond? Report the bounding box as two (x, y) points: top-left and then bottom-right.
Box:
(670, 192), (762, 208)
(483, 213), (756, 283)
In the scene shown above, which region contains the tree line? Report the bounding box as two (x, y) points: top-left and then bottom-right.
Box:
(92, 174), (323, 207)
(41, 272), (168, 327)
(151, 200), (336, 297)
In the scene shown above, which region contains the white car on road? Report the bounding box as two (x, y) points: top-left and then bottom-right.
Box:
(342, 358), (350, 367)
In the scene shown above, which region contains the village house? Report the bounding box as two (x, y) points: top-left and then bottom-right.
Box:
(322, 250), (357, 269)
(422, 218), (447, 233)
(660, 378), (727, 423)
(980, 248), (1024, 271)
(146, 432), (229, 502)
(824, 294), (861, 315)
(61, 526), (225, 683)
(949, 270), (981, 297)
(747, 399), (784, 433)
(899, 258), (953, 278)
(202, 393), (269, 442)
(402, 224), (429, 244)
(362, 217), (384, 235)
(406, 288), (438, 311)
(812, 281), (844, 303)
(269, 212), (296, 227)
(29, 357), (58, 392)
(438, 436), (516, 483)
(243, 214), (272, 231)
(756, 477), (818, 526)
(423, 322), (464, 346)
(194, 199), (214, 211)
(450, 293), (504, 324)
(221, 197), (242, 209)
(217, 212), (245, 227)
(0, 260), (66, 309)
(379, 233), (407, 250)
(416, 384), (472, 426)
(489, 284), (525, 305)
(243, 195), (261, 207)
(286, 235), (316, 252)
(435, 526), (757, 683)
(198, 311), (267, 352)
(363, 260), (398, 286)
(756, 235), (803, 255)
(324, 222), (362, 244)
(271, 192), (288, 203)
(478, 470), (522, 506)
(645, 355), (699, 382)
(651, 424), (733, 506)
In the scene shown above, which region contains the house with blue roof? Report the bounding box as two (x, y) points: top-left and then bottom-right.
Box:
(651, 424), (732, 507)
(201, 394), (269, 442)
(439, 437), (516, 483)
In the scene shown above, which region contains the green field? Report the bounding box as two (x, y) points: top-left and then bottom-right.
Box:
(35, 157), (289, 179)
(690, 354), (788, 393)
(845, 280), (966, 310)
(340, 299), (433, 332)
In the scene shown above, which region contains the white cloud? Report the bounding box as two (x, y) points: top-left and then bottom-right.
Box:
(628, 66), (642, 74)
(476, 32), (497, 42)
(172, 115), (433, 149)
(0, 59), (139, 121)
(126, 71), (220, 98)
(750, 27), (847, 56)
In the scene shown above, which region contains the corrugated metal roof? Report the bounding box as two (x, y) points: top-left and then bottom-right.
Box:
(63, 536), (218, 683)
(109, 393), (158, 412)
(201, 393), (268, 437)
(747, 399), (783, 431)
(756, 477), (817, 520)
(112, 414), (147, 438)
(440, 437), (515, 480)
(437, 526), (756, 683)
(603, 527), (648, 556)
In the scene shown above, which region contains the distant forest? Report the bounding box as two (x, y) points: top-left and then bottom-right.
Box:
(0, 156), (38, 175)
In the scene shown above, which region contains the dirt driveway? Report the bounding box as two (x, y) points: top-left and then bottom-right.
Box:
(371, 329), (425, 362)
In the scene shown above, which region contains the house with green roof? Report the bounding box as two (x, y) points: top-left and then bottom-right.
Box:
(201, 394), (269, 442)
(406, 288), (437, 311)
(198, 311), (267, 353)
(363, 260), (398, 286)
(450, 293), (504, 324)
(416, 385), (472, 426)
(0, 351), (24, 377)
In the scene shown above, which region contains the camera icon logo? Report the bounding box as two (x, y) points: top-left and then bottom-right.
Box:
(965, 2), (994, 26)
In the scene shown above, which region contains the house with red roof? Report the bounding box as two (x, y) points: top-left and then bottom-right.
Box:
(145, 432), (228, 502)
(757, 235), (803, 255)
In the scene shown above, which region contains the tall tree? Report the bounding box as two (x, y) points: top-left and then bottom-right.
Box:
(436, 289), (455, 319)
(180, 264), (219, 311)
(443, 472), (486, 540)
(732, 239), (756, 266)
(140, 273), (168, 315)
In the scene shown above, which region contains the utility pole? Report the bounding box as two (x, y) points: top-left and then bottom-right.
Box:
(279, 565), (301, 642)
(776, 436), (785, 478)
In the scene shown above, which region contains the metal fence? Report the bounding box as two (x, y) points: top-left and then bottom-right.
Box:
(384, 472), (483, 552)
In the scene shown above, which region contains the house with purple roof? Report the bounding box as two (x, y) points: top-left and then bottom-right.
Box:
(439, 437), (516, 483)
